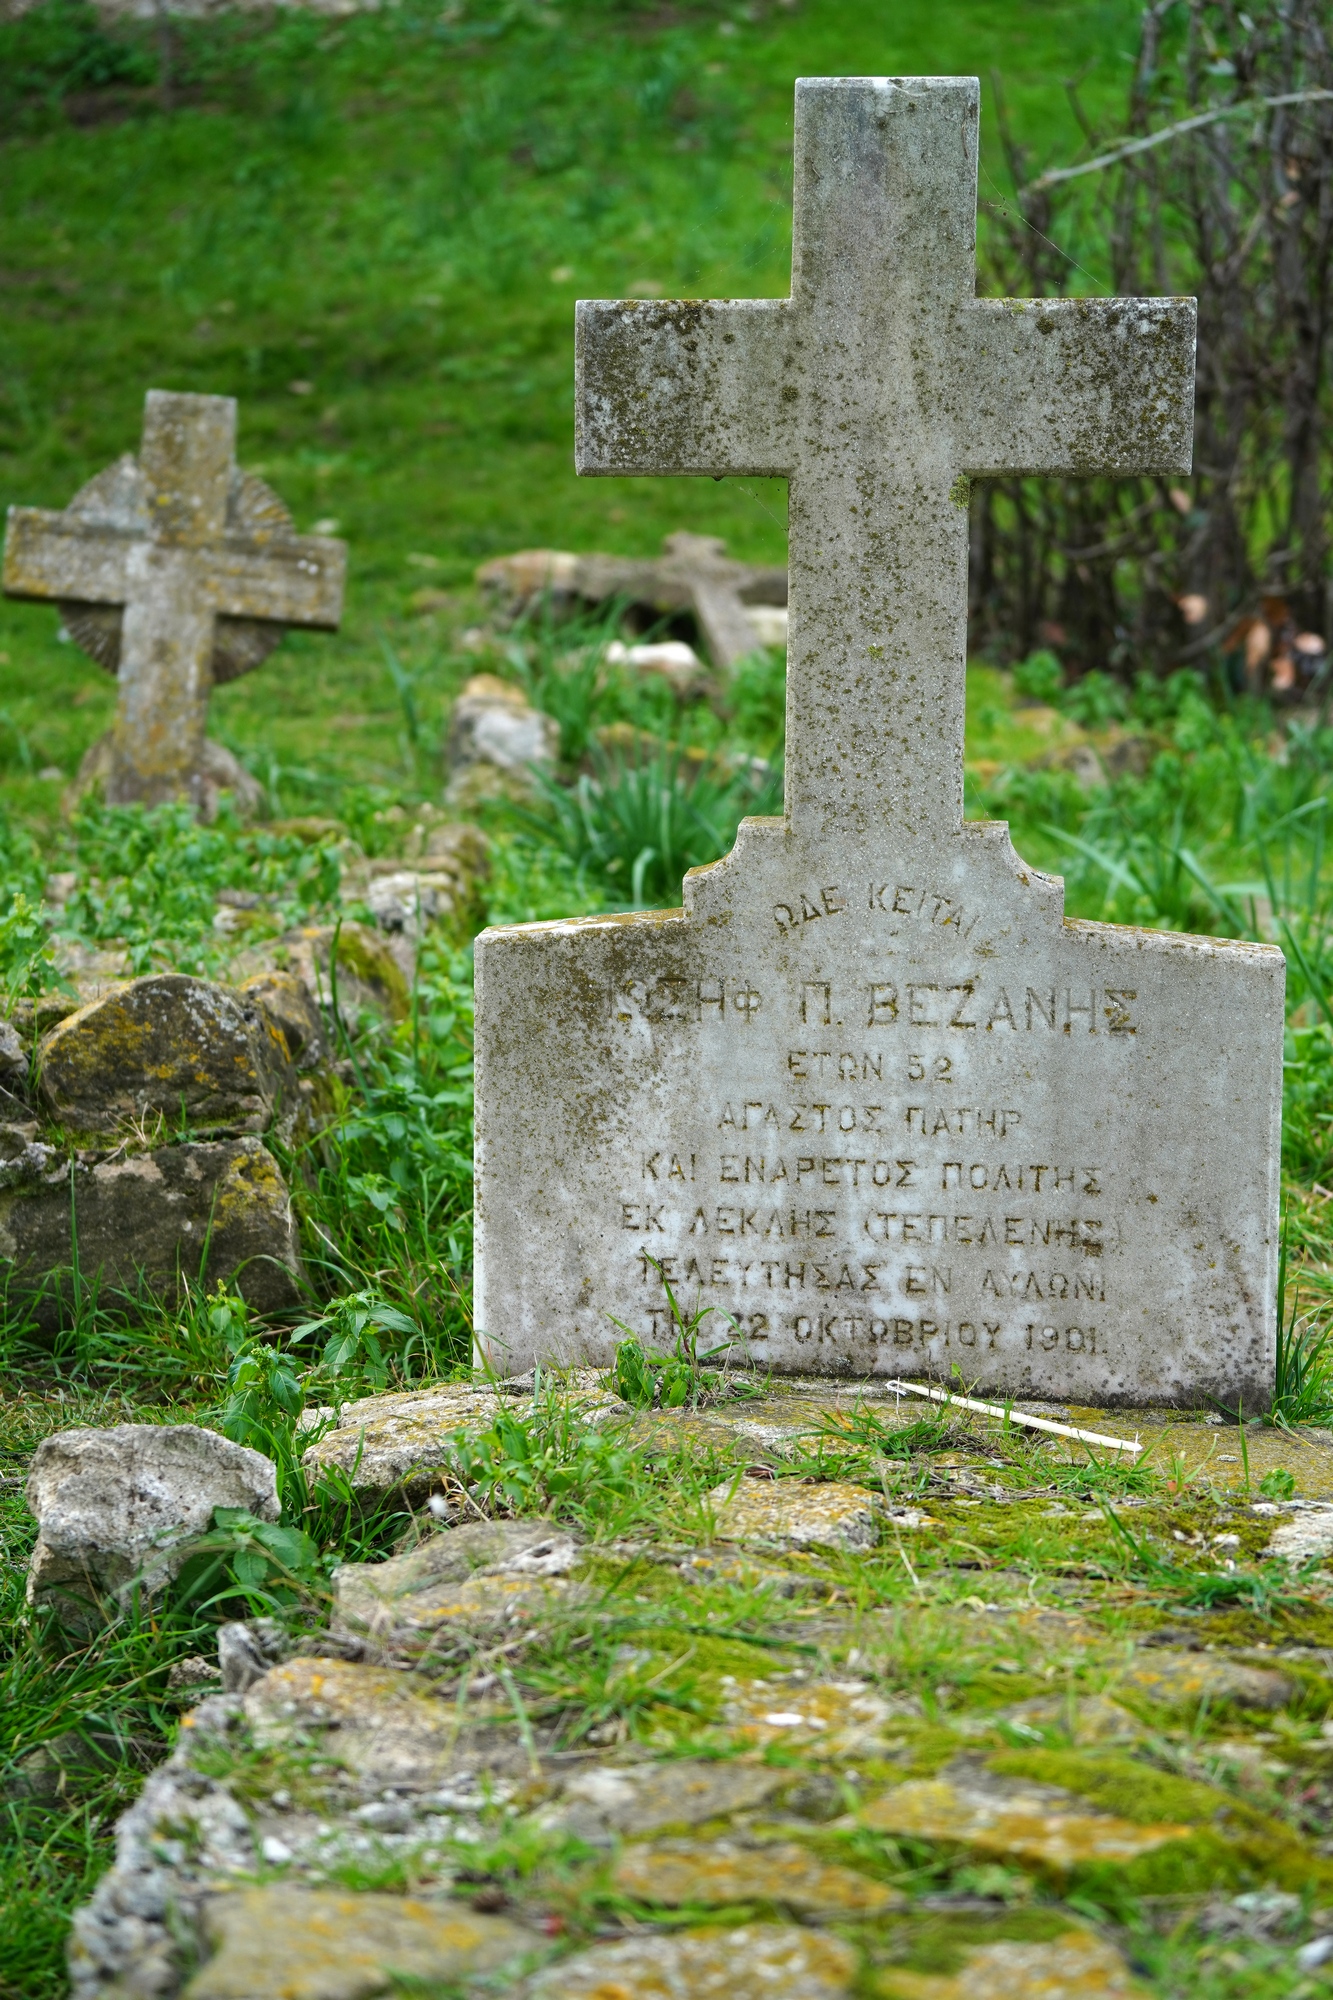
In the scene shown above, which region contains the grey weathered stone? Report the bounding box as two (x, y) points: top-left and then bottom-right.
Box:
(230, 921), (409, 1028)
(26, 1423), (278, 1627)
(445, 673), (559, 779)
(37, 974), (298, 1138)
(0, 1135), (305, 1323)
(474, 76), (1283, 1409)
(332, 1520), (581, 1653)
(2, 390), (345, 810)
(188, 1887), (529, 2000)
(0, 1016), (28, 1099)
(528, 1923), (858, 2000)
(233, 970), (329, 1070)
(301, 1377), (627, 1500)
(217, 1618), (286, 1694)
(67, 732), (265, 823)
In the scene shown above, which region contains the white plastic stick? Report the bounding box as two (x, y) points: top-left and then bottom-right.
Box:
(883, 1378), (1143, 1456)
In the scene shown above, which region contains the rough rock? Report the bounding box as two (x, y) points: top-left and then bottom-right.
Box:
(551, 1760), (785, 1840)
(877, 1929), (1147, 2000)
(710, 1478), (882, 1551)
(302, 1378), (625, 1500)
(972, 1693), (1143, 1746)
(612, 1838), (902, 1915)
(243, 1657), (488, 1791)
(186, 1886), (529, 2000)
(37, 974), (297, 1138)
(527, 1923), (857, 1999)
(0, 1119), (58, 1188)
(26, 1423), (278, 1629)
(1266, 1507), (1333, 1564)
(230, 921), (409, 1027)
(0, 1015), (27, 1099)
(67, 733), (266, 822)
(234, 970), (329, 1070)
(0, 1135), (305, 1323)
(723, 1677), (899, 1755)
(1119, 1649), (1295, 1711)
(858, 1768), (1192, 1873)
(445, 674), (559, 781)
(333, 1519), (580, 1652)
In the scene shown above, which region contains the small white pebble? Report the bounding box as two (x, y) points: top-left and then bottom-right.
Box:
(1213, 1534), (1241, 1550)
(260, 1835), (293, 1865)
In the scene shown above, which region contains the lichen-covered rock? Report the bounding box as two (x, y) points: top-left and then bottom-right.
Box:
(243, 1657), (485, 1791)
(877, 1929), (1147, 1999)
(302, 1378), (625, 1501)
(186, 1886), (530, 2000)
(612, 1838), (902, 1915)
(231, 921), (409, 1026)
(234, 970), (329, 1070)
(333, 1520), (581, 1653)
(528, 1923), (858, 1999)
(26, 1423), (278, 1629)
(1119, 1649), (1295, 1712)
(723, 1677), (899, 1755)
(858, 1769), (1193, 1873)
(0, 1136), (304, 1323)
(709, 1478), (882, 1550)
(37, 974), (297, 1138)
(551, 1760), (785, 1840)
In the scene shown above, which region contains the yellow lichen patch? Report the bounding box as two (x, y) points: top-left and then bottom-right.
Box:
(725, 1677), (896, 1754)
(859, 1777), (1193, 1871)
(1118, 1650), (1294, 1712)
(613, 1838), (903, 1915)
(709, 1479), (882, 1551)
(528, 1922), (859, 2000)
(876, 1928), (1147, 1999)
(186, 1886), (526, 2000)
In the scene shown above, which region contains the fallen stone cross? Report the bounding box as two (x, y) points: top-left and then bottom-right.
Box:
(2, 389), (346, 811)
(474, 76), (1283, 1408)
(477, 529), (787, 669)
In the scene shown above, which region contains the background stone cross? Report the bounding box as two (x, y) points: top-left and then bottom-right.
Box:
(577, 76), (1196, 843)
(3, 390), (346, 809)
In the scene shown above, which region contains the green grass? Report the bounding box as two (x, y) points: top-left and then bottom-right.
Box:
(6, 3), (1333, 1994)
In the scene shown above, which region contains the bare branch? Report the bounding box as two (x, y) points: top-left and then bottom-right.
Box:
(1023, 87), (1333, 195)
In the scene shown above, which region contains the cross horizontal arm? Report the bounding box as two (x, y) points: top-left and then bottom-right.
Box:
(576, 298), (792, 477)
(956, 297), (1197, 477)
(202, 536), (347, 628)
(3, 509), (131, 607)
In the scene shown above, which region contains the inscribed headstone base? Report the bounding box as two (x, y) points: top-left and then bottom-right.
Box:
(475, 818), (1282, 1408)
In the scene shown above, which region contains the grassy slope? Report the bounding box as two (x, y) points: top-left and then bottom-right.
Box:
(0, 0), (1139, 824)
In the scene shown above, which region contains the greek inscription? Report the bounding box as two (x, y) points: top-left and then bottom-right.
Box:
(869, 883), (982, 937)
(774, 886), (846, 932)
(612, 977), (762, 1023)
(907, 1106), (1020, 1138)
(941, 1162), (1102, 1195)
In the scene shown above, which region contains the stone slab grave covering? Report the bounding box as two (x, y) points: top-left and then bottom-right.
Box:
(475, 76), (1283, 1409)
(2, 389), (346, 813)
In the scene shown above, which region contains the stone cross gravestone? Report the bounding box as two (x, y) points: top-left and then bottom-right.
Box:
(474, 77), (1285, 1408)
(3, 390), (346, 810)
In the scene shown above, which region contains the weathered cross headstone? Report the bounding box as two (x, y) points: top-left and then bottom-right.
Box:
(475, 78), (1284, 1408)
(3, 390), (346, 810)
